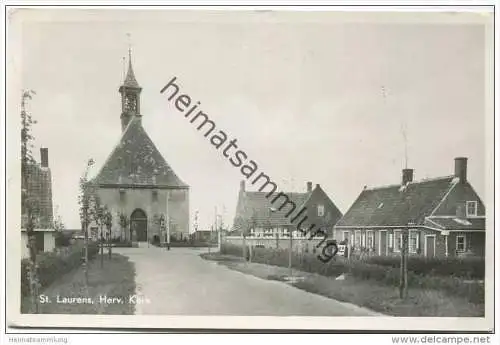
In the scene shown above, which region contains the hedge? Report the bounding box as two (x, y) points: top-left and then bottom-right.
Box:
(21, 242), (99, 297)
(220, 243), (484, 303)
(364, 255), (485, 279)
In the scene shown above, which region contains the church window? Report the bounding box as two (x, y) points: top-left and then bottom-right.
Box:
(119, 190), (126, 203)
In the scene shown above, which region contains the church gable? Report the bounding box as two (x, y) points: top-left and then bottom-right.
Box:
(94, 118), (188, 188)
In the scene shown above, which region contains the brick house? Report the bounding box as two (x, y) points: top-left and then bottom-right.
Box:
(89, 52), (189, 243)
(21, 148), (56, 258)
(334, 157), (485, 258)
(232, 180), (342, 240)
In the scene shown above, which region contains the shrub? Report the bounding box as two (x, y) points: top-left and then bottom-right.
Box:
(54, 231), (72, 247)
(219, 243), (484, 303)
(112, 241), (133, 248)
(366, 255), (484, 279)
(21, 241), (99, 297)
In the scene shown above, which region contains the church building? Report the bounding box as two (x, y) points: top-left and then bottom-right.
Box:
(90, 52), (190, 244)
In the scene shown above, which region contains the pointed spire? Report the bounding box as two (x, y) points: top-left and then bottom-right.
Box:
(123, 34), (140, 88)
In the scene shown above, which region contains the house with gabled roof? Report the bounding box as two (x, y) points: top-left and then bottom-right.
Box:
(334, 157), (485, 258)
(21, 148), (57, 257)
(232, 180), (342, 239)
(89, 51), (189, 244)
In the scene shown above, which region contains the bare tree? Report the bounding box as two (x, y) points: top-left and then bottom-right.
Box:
(104, 209), (113, 258)
(119, 212), (130, 242)
(89, 193), (105, 268)
(78, 158), (94, 284)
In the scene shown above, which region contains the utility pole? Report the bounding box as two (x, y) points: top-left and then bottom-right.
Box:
(289, 228), (293, 278)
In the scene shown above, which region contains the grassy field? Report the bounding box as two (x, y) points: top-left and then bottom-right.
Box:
(22, 254), (136, 315)
(201, 253), (484, 317)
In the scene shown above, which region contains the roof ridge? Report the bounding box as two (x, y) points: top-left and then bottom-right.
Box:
(365, 175), (455, 191)
(244, 190), (310, 195)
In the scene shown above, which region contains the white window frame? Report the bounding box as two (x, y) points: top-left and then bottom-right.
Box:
(393, 230), (402, 253)
(456, 235), (466, 253)
(317, 204), (325, 217)
(466, 201), (478, 217)
(408, 230), (419, 254)
(342, 231), (349, 242)
(366, 230), (374, 250)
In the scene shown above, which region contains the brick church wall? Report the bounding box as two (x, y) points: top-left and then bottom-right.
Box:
(96, 187), (189, 242)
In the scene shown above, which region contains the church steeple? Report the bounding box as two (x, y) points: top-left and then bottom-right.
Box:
(119, 45), (142, 131)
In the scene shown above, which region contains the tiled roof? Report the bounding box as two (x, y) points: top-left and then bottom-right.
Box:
(93, 117), (188, 188)
(233, 191), (312, 230)
(21, 164), (53, 229)
(123, 59), (140, 89)
(425, 217), (485, 231)
(335, 176), (458, 227)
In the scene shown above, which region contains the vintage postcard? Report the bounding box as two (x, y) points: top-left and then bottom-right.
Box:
(4, 6), (495, 332)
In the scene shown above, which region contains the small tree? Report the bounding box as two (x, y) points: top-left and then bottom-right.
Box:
(89, 194), (105, 267)
(104, 209), (113, 258)
(119, 213), (130, 242)
(21, 89), (40, 313)
(53, 212), (70, 248)
(78, 158), (95, 284)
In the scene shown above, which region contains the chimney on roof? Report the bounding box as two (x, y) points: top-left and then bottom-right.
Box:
(316, 183), (320, 189)
(40, 148), (48, 168)
(306, 181), (312, 192)
(240, 180), (245, 192)
(454, 157), (468, 183)
(402, 168), (413, 185)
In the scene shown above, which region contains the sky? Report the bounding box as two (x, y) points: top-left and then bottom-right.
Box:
(9, 9), (490, 230)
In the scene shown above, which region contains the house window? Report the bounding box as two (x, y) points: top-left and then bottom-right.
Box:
(367, 231), (374, 249)
(393, 230), (402, 252)
(355, 231), (361, 248)
(409, 231), (419, 254)
(152, 190), (158, 202)
(119, 190), (126, 203)
(317, 205), (325, 217)
(456, 235), (466, 252)
(466, 201), (478, 217)
(342, 231), (349, 242)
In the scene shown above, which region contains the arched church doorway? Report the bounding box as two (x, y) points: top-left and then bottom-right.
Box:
(130, 209), (148, 242)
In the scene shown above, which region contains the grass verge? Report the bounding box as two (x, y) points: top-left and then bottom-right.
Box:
(21, 254), (136, 315)
(201, 252), (484, 317)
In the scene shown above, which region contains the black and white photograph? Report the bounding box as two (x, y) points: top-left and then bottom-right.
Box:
(3, 4), (495, 335)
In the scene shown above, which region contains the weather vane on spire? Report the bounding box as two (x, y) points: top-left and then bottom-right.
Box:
(126, 32), (132, 60)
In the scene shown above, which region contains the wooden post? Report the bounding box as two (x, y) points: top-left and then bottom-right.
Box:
(100, 227), (104, 268)
(108, 229), (112, 259)
(399, 229), (409, 299)
(242, 233), (247, 262)
(166, 191), (170, 250)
